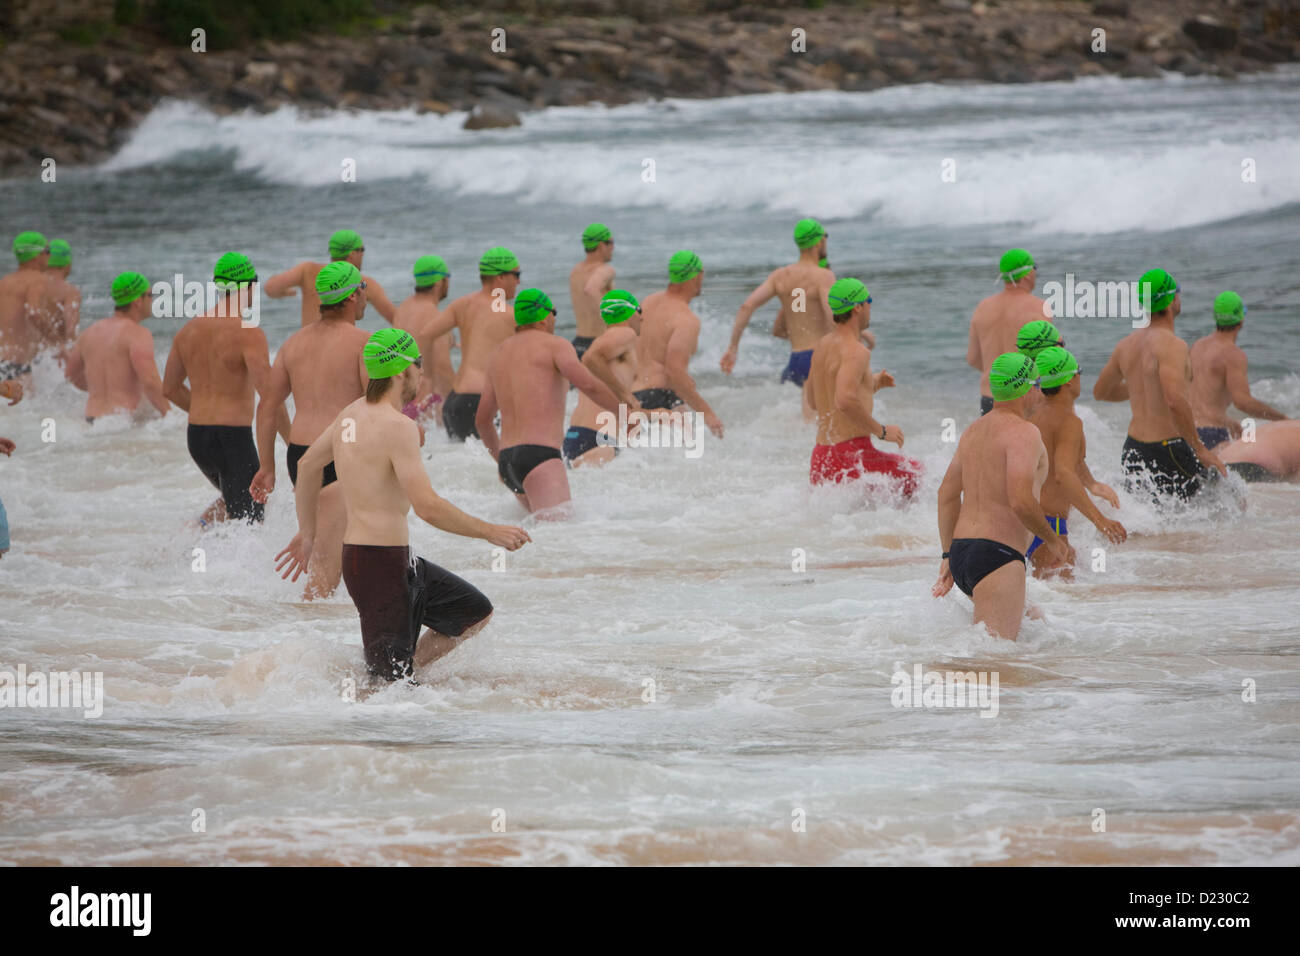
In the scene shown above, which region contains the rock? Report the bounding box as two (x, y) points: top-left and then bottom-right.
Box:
(462, 104), (521, 129)
(342, 65), (386, 95)
(1092, 1), (1129, 16)
(551, 39), (627, 57)
(417, 99), (453, 114)
(1183, 16), (1238, 52)
(941, 0), (972, 10)
(1119, 53), (1161, 78)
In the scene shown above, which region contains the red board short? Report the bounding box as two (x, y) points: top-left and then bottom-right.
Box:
(810, 435), (922, 498)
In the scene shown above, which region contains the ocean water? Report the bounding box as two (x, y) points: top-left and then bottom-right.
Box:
(1, 71), (1299, 864)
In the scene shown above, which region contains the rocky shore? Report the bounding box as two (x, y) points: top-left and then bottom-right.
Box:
(2, 0), (1297, 177)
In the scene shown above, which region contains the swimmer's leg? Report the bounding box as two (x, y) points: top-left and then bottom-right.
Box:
(303, 483), (347, 600)
(971, 560), (1028, 640)
(199, 496), (227, 527)
(413, 611), (494, 669)
(521, 457), (573, 519)
(571, 445), (617, 469)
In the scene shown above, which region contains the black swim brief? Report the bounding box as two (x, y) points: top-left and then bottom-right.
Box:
(1196, 425), (1231, 450)
(563, 425), (617, 463)
(947, 538), (1026, 598)
(340, 544), (493, 681)
(572, 335), (596, 361)
(286, 442), (338, 488)
(498, 444), (562, 494)
(186, 424), (264, 522)
(1227, 461), (1282, 483)
(443, 390), (481, 441)
(1121, 435), (1211, 501)
(633, 387), (684, 411)
(980, 395), (994, 416)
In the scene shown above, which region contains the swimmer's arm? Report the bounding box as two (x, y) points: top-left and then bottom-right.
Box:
(1225, 351), (1287, 420)
(936, 451), (963, 552)
(129, 328), (168, 415)
(162, 339), (190, 411)
(1159, 348), (1214, 462)
(262, 263), (303, 299)
(665, 322), (714, 417)
(1054, 421), (1109, 528)
(256, 353), (292, 475)
(475, 377), (501, 459)
(244, 329), (291, 442)
(422, 300), (458, 342)
(63, 339), (87, 391)
(581, 340), (638, 410)
(582, 264), (615, 300)
(725, 274), (777, 353)
(393, 425), (497, 540)
(1008, 440), (1061, 544)
(1092, 351), (1127, 402)
(60, 294), (81, 343)
(965, 318), (981, 372)
(772, 312), (789, 339)
(292, 422), (334, 540)
(364, 277), (398, 323)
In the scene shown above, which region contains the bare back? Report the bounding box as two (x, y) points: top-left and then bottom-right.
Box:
(0, 269), (49, 363)
(395, 294), (451, 400)
(486, 330), (571, 448)
(1111, 325), (1189, 440)
(40, 274), (81, 344)
(452, 290), (520, 395)
(809, 328), (872, 445)
(969, 289), (1050, 396)
(772, 262), (835, 351)
(77, 317), (156, 418)
(1027, 400), (1080, 516)
(280, 319), (370, 443)
(570, 260), (613, 339)
(634, 291), (699, 390)
(952, 411), (1049, 551)
(172, 311), (264, 425)
(1188, 333), (1237, 428)
(571, 325), (637, 430)
(332, 397), (420, 545)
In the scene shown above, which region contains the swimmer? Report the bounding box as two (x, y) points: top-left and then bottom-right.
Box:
(39, 239), (81, 350)
(476, 289), (623, 517)
(806, 278), (921, 497)
(968, 248), (1053, 415)
(1189, 290), (1288, 450)
(275, 328), (530, 682)
(933, 352), (1068, 639)
(392, 255), (455, 424)
(1025, 346), (1127, 580)
(565, 289), (645, 468)
(1094, 268), (1227, 502)
(1217, 420), (1300, 483)
(0, 231), (51, 388)
(263, 229), (397, 327)
(569, 223), (616, 361)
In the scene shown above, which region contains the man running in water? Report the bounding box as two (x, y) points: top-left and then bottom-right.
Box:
(422, 246), (522, 441)
(263, 229), (397, 327)
(392, 255), (454, 424)
(632, 250), (724, 436)
(276, 328), (531, 682)
(0, 382), (18, 559)
(1024, 346), (1126, 580)
(1217, 420), (1300, 483)
(40, 239), (81, 350)
(164, 252), (286, 524)
(63, 272), (169, 422)
(806, 278), (920, 496)
(721, 219), (837, 395)
(0, 231), (51, 387)
(476, 289), (623, 516)
(967, 248), (1053, 415)
(1093, 268), (1227, 501)
(565, 290), (644, 468)
(250, 262), (370, 598)
(1189, 290), (1288, 450)
(933, 353), (1068, 639)
(569, 223), (615, 361)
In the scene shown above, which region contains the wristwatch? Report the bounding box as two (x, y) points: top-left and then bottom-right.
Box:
(880, 424), (887, 439)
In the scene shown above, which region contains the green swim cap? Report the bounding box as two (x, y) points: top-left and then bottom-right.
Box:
(827, 277), (870, 315)
(47, 239), (71, 268)
(413, 254), (449, 288)
(1213, 290), (1245, 328)
(998, 248), (1035, 282)
(514, 288), (556, 326)
(316, 261), (364, 306)
(329, 229), (364, 259)
(582, 223), (612, 251)
(111, 271), (150, 308)
(989, 351), (1039, 401)
(1034, 346), (1079, 389)
(600, 289), (639, 324)
(668, 250), (702, 284)
(213, 251), (256, 291)
(479, 246), (520, 277)
(364, 327), (420, 379)
(13, 230), (47, 263)
(1138, 267), (1178, 314)
(794, 218), (827, 250)
(1016, 319), (1063, 358)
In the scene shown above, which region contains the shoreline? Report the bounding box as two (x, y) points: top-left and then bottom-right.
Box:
(2, 0), (1297, 178)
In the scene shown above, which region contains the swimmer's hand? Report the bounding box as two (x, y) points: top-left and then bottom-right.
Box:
(932, 558), (954, 597)
(873, 370), (895, 392)
(1039, 535), (1069, 567)
(1089, 480), (1120, 509)
(484, 524), (531, 551)
(704, 410), (724, 438)
(249, 467), (275, 503)
(719, 348), (738, 376)
(0, 380), (22, 405)
(882, 424), (904, 448)
(1200, 448), (1228, 478)
(0, 437), (15, 456)
(1094, 516), (1127, 545)
(418, 423), (426, 447)
(275, 532), (314, 582)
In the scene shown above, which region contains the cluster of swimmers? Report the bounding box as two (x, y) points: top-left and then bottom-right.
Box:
(0, 222), (1293, 675)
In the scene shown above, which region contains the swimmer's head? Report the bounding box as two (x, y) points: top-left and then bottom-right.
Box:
(600, 289), (640, 325)
(582, 223), (613, 253)
(998, 248), (1036, 284)
(668, 250), (703, 286)
(1034, 345), (1080, 394)
(316, 261), (365, 308)
(1016, 319), (1063, 358)
(989, 351), (1039, 402)
(213, 251), (257, 292)
(364, 327), (420, 379)
(413, 254), (449, 290)
(828, 277), (871, 323)
(1214, 290), (1246, 329)
(479, 247), (521, 295)
(13, 230), (48, 264)
(47, 239), (72, 269)
(514, 288), (557, 328)
(1138, 267), (1179, 316)
(794, 218), (827, 251)
(111, 271), (151, 310)
(329, 229), (364, 262)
